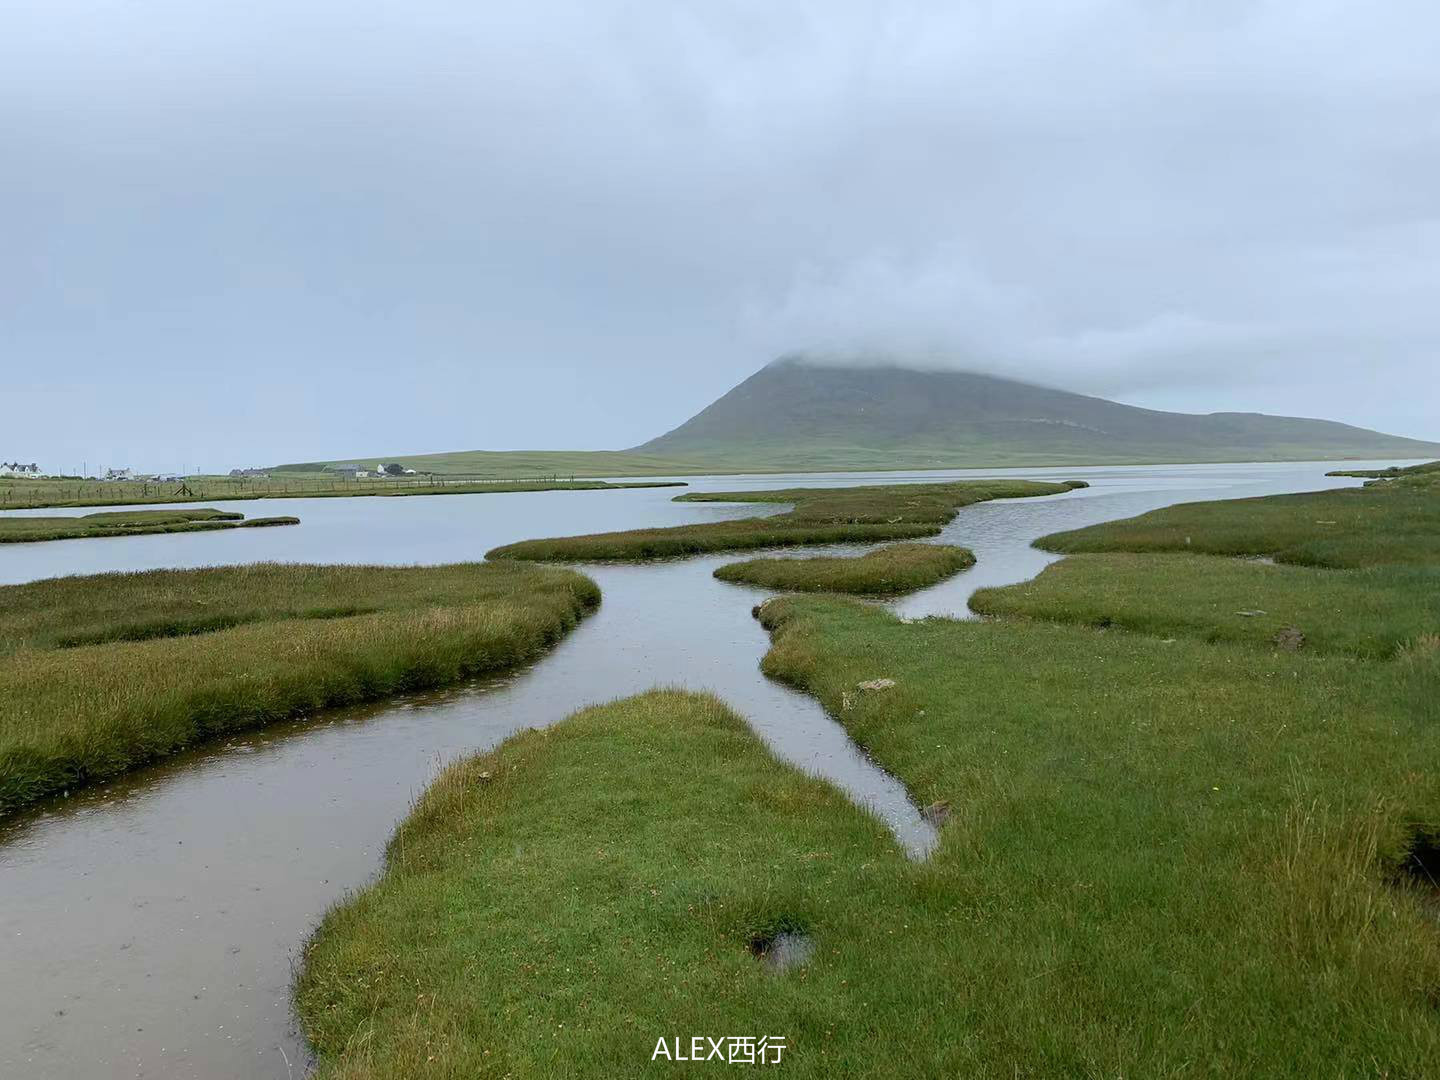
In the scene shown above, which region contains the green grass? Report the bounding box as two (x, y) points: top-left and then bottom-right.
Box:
(0, 507), (298, 543)
(754, 596), (1440, 1075)
(275, 449), (714, 480)
(297, 462), (1440, 1076)
(297, 611), (1440, 1076)
(279, 442), (1437, 480)
(0, 476), (685, 510)
(989, 463), (1440, 659)
(296, 690), (904, 1078)
(0, 562), (598, 814)
(1037, 465), (1440, 568)
(715, 542), (975, 596)
(1327, 460), (1440, 479)
(487, 479), (1082, 562)
(278, 444), (1382, 480)
(971, 553), (1440, 660)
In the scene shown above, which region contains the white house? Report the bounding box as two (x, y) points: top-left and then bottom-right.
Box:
(0, 461), (43, 478)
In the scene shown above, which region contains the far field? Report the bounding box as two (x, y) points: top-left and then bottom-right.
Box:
(0, 476), (684, 511)
(268, 443), (1438, 480)
(299, 463), (1440, 1076)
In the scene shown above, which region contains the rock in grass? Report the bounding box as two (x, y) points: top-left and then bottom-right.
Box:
(1274, 626), (1305, 651)
(921, 800), (952, 826)
(857, 678), (896, 691)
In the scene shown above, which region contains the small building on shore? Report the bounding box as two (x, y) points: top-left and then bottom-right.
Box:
(327, 464), (373, 479)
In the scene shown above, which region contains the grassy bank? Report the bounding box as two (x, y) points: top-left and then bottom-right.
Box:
(1327, 460), (1440, 479)
(0, 477), (685, 511)
(715, 542), (974, 596)
(0, 508), (298, 543)
(297, 690), (904, 1078)
(488, 478), (1082, 562)
(1037, 464), (1440, 568)
(0, 562), (598, 814)
(985, 464), (1440, 659)
(971, 553), (1440, 660)
(299, 465), (1440, 1076)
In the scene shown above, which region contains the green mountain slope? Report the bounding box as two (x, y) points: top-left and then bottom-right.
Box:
(635, 356), (1440, 465)
(276, 357), (1440, 477)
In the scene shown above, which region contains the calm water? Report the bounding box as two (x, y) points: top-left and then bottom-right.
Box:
(0, 461), (1404, 1078)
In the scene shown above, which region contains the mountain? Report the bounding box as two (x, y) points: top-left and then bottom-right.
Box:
(275, 357), (1440, 477)
(630, 356), (1440, 469)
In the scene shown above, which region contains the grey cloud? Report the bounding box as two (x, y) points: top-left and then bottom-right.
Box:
(2, 1), (1437, 470)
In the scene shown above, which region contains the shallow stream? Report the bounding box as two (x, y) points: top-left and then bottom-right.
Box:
(0, 461), (1395, 1078)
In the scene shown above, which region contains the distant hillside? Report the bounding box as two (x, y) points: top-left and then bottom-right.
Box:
(633, 357), (1440, 467)
(275, 356), (1440, 477)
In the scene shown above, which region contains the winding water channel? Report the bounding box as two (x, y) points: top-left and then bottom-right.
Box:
(0, 461), (1403, 1079)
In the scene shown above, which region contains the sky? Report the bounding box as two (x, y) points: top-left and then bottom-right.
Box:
(3, 1), (1438, 473)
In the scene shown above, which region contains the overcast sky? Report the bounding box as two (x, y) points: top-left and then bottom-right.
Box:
(4, 1), (1437, 472)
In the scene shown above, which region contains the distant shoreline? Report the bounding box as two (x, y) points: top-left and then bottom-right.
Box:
(0, 478), (687, 512)
(271, 452), (1437, 483)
